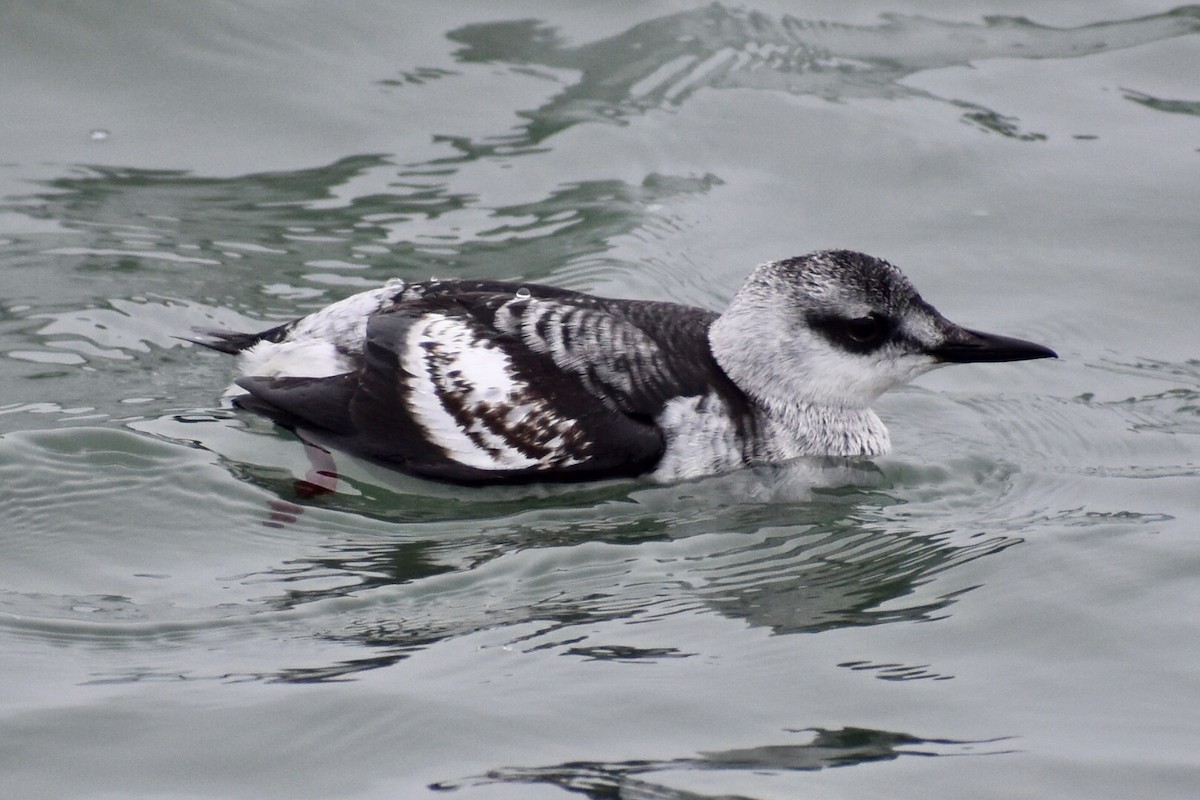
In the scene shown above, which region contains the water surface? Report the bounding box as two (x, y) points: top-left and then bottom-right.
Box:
(1, 2), (1198, 798)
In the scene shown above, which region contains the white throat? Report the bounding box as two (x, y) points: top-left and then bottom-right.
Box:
(761, 399), (891, 459)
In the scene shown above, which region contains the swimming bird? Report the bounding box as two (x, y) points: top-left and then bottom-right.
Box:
(197, 250), (1056, 484)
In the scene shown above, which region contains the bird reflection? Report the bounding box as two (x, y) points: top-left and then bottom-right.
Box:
(221, 461), (1018, 683)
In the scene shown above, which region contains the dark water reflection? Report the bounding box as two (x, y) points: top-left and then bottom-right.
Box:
(433, 726), (1014, 798)
(228, 475), (1017, 683)
(11, 160), (719, 309)
(444, 5), (1200, 150)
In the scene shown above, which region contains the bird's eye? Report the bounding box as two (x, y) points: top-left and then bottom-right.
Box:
(844, 316), (882, 343)
(807, 312), (894, 353)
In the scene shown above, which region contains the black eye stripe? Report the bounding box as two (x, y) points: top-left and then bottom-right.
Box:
(807, 312), (898, 354)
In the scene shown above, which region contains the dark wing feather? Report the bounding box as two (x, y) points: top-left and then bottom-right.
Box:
(234, 374), (358, 434)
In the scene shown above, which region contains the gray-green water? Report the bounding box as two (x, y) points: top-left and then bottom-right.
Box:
(2, 2), (1198, 798)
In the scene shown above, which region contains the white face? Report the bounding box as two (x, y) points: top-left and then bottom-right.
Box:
(774, 328), (944, 407)
(716, 301), (945, 409)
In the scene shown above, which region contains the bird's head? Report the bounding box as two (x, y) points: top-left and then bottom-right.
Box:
(709, 250), (1056, 411)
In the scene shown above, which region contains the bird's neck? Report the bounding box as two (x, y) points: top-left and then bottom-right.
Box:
(759, 399), (891, 459)
(708, 313), (891, 458)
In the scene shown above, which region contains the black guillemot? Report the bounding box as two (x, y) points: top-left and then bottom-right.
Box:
(196, 250), (1056, 484)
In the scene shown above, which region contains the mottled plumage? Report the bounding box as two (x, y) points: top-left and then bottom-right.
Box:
(196, 251), (1056, 484)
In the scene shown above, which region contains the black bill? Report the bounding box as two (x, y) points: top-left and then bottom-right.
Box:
(930, 326), (1058, 363)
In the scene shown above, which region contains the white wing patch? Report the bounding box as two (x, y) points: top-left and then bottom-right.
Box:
(285, 280), (406, 353)
(239, 338), (352, 379)
(401, 313), (588, 471)
(237, 281), (408, 382)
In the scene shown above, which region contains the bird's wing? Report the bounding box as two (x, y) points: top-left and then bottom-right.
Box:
(448, 289), (729, 417)
(236, 294), (666, 484)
